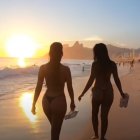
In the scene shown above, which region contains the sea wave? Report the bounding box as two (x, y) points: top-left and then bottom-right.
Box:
(0, 63), (91, 79)
(0, 66), (39, 79)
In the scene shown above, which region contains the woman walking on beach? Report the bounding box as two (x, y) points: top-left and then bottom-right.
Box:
(78, 43), (125, 140)
(31, 42), (75, 140)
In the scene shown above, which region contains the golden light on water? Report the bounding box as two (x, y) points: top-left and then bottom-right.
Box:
(18, 57), (26, 68)
(20, 93), (37, 123)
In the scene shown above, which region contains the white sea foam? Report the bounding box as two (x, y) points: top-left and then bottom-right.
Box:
(0, 66), (39, 79)
(0, 58), (92, 99)
(0, 62), (91, 79)
(0, 58), (129, 100)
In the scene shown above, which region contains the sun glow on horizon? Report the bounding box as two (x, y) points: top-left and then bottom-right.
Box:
(18, 57), (26, 68)
(5, 34), (40, 67)
(6, 34), (39, 58)
(20, 93), (37, 123)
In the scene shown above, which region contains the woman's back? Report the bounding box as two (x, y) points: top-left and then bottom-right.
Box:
(93, 60), (115, 89)
(43, 63), (69, 96)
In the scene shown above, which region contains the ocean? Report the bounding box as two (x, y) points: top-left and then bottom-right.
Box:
(0, 58), (92, 99)
(0, 57), (129, 101)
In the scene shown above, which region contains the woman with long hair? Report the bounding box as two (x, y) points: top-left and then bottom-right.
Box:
(31, 42), (75, 140)
(78, 43), (125, 140)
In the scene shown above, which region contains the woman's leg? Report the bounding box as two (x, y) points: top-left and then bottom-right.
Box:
(100, 100), (113, 140)
(51, 96), (67, 140)
(92, 98), (100, 138)
(42, 96), (52, 124)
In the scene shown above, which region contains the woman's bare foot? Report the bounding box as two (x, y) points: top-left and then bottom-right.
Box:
(100, 138), (107, 140)
(90, 135), (99, 139)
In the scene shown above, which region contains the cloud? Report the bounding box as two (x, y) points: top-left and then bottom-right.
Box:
(111, 42), (128, 48)
(84, 36), (103, 41)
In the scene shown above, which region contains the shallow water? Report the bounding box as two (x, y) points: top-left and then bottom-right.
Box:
(0, 58), (92, 99)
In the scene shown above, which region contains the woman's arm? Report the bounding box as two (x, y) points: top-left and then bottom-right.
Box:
(112, 63), (125, 98)
(66, 67), (75, 111)
(78, 63), (95, 101)
(32, 65), (45, 114)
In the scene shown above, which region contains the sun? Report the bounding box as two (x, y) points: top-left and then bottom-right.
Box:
(6, 34), (39, 67)
(6, 34), (39, 58)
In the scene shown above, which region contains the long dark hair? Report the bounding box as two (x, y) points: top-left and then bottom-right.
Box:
(49, 42), (63, 64)
(93, 43), (111, 72)
(48, 42), (63, 84)
(93, 43), (110, 62)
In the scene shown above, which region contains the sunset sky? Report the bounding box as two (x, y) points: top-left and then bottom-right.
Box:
(0, 0), (140, 57)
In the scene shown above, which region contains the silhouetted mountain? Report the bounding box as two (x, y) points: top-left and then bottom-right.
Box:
(63, 41), (92, 59)
(44, 41), (140, 60)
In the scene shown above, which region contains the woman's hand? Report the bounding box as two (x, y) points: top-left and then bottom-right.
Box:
(121, 92), (126, 98)
(31, 105), (36, 115)
(70, 101), (76, 111)
(78, 94), (83, 101)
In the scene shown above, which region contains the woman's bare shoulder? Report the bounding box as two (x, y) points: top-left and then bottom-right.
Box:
(110, 61), (117, 67)
(111, 60), (116, 64)
(109, 61), (117, 72)
(61, 64), (70, 71)
(91, 61), (98, 68)
(39, 63), (48, 71)
(60, 64), (71, 75)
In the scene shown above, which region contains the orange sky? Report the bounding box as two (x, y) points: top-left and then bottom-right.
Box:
(0, 33), (51, 58)
(0, 1), (139, 58)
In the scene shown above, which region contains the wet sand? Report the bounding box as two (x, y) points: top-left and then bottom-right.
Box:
(0, 74), (92, 140)
(82, 63), (140, 140)
(1, 63), (140, 140)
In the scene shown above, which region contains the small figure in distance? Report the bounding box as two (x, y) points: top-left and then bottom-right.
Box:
(82, 63), (85, 72)
(78, 43), (125, 140)
(31, 42), (75, 140)
(130, 59), (134, 71)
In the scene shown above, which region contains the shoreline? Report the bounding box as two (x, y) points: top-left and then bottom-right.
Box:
(0, 63), (129, 101)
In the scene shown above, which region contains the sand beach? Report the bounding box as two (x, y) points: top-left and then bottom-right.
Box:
(0, 63), (140, 140)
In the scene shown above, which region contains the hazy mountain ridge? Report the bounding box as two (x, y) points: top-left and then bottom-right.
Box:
(44, 41), (140, 60)
(63, 41), (93, 59)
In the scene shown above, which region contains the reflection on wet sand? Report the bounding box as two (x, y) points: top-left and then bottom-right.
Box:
(19, 92), (49, 135)
(20, 92), (37, 123)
